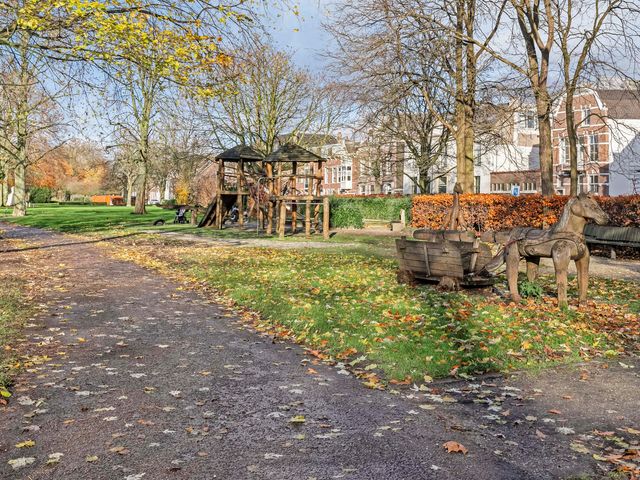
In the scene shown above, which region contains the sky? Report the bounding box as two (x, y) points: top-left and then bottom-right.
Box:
(267, 0), (335, 72)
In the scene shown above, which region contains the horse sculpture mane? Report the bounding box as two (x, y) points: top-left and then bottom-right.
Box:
(549, 197), (578, 234)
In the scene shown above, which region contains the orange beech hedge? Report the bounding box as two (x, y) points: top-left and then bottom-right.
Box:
(411, 194), (640, 231)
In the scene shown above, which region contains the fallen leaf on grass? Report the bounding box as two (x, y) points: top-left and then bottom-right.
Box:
(443, 441), (468, 454)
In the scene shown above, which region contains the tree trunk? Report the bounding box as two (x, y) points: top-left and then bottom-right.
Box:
(134, 160), (147, 214)
(537, 92), (554, 196)
(565, 86), (579, 196)
(454, 0), (467, 192)
(12, 160), (27, 217)
(126, 175), (134, 207)
(12, 31), (30, 217)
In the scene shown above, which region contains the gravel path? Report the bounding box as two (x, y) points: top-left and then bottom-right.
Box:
(1, 224), (638, 480)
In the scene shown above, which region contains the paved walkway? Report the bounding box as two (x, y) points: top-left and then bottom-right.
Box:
(1, 224), (638, 479)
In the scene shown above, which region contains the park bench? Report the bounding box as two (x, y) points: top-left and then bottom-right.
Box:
(584, 224), (640, 258)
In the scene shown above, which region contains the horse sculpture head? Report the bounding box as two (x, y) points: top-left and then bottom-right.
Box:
(571, 193), (609, 225)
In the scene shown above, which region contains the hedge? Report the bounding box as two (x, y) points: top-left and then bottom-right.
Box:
(29, 187), (53, 203)
(330, 195), (412, 228)
(411, 194), (640, 231)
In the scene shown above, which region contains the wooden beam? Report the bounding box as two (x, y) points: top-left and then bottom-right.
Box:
(323, 197), (330, 240)
(279, 200), (286, 239)
(305, 199), (311, 238)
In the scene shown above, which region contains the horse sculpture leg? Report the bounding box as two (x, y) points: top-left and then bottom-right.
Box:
(575, 249), (590, 305)
(552, 241), (572, 308)
(506, 244), (522, 302)
(526, 257), (540, 282)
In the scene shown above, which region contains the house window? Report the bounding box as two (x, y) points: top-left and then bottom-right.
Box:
(560, 138), (569, 164)
(579, 136), (588, 164)
(359, 184), (366, 194)
(383, 183), (392, 194)
(474, 145), (483, 166)
(579, 174), (587, 193)
(582, 107), (591, 126)
(324, 167), (329, 184)
(474, 176), (481, 193)
(589, 174), (599, 193)
(345, 165), (352, 182)
(438, 177), (447, 193)
(589, 134), (600, 163)
(520, 110), (538, 130)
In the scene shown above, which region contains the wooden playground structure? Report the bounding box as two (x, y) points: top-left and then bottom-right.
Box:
(198, 143), (330, 239)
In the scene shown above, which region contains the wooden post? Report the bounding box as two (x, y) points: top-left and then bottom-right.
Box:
(291, 162), (297, 234)
(323, 197), (330, 240)
(279, 199), (286, 238)
(216, 160), (225, 229)
(266, 162), (274, 235)
(237, 160), (244, 227)
(305, 199), (311, 238)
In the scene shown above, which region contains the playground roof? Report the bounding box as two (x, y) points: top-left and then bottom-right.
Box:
(264, 143), (325, 163)
(216, 145), (264, 162)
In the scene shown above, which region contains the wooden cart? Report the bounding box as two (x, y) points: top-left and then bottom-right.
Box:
(396, 229), (495, 289)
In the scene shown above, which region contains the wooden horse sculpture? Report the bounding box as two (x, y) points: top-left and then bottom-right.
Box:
(481, 193), (609, 307)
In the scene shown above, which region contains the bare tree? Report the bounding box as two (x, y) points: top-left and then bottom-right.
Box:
(328, 0), (505, 193)
(198, 38), (338, 158)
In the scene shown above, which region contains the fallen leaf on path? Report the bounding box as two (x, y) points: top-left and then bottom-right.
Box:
(15, 440), (35, 448)
(109, 446), (129, 455)
(46, 453), (64, 465)
(264, 453), (283, 459)
(8, 457), (35, 470)
(85, 455), (98, 462)
(535, 429), (547, 440)
(556, 427), (575, 435)
(548, 409), (562, 415)
(570, 443), (590, 454)
(289, 415), (306, 424)
(443, 441), (468, 454)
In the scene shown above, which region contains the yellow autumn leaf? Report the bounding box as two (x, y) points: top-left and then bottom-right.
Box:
(16, 440), (36, 448)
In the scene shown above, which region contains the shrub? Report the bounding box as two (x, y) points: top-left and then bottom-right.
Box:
(518, 280), (544, 298)
(29, 187), (53, 203)
(411, 194), (639, 230)
(331, 204), (364, 228)
(330, 195), (411, 228)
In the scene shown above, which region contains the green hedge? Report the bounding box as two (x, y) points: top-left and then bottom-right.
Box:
(29, 187), (53, 203)
(330, 196), (412, 229)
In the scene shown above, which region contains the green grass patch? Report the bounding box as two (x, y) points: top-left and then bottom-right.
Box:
(127, 245), (633, 381)
(0, 279), (32, 389)
(1, 204), (176, 233)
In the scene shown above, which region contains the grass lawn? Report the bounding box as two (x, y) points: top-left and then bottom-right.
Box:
(0, 204), (397, 249)
(0, 204), (177, 233)
(0, 278), (33, 393)
(110, 241), (639, 385)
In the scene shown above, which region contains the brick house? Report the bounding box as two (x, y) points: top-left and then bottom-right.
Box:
(552, 88), (640, 195)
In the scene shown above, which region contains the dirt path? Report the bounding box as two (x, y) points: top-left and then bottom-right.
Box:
(1, 224), (638, 480)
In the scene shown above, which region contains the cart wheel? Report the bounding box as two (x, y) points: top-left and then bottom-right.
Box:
(396, 269), (416, 286)
(438, 276), (460, 291)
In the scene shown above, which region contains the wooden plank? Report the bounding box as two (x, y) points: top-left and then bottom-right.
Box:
(398, 259), (464, 278)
